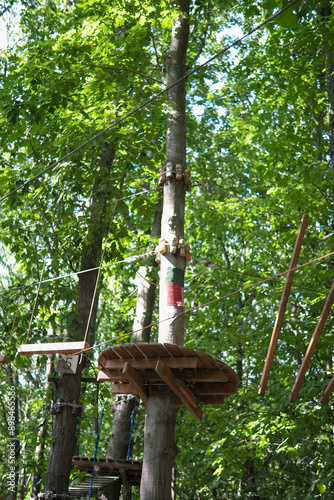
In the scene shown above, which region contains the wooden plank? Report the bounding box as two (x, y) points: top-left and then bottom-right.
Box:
(112, 345), (133, 359)
(197, 395), (226, 404)
(105, 357), (197, 370)
(195, 351), (219, 370)
(123, 361), (148, 403)
(148, 343), (173, 358)
(110, 384), (137, 395)
(155, 360), (203, 421)
(259, 214), (309, 395)
(72, 457), (142, 471)
(98, 368), (229, 384)
(290, 282), (334, 402)
(320, 375), (334, 404)
(97, 370), (127, 383)
(18, 341), (90, 356)
(121, 344), (146, 358)
(179, 369), (229, 383)
(135, 342), (159, 358)
(193, 381), (238, 395)
(163, 343), (185, 357)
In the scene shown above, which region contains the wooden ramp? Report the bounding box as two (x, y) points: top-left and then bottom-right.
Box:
(98, 343), (239, 421)
(68, 475), (118, 497)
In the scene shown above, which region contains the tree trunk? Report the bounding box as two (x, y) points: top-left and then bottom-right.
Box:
(31, 355), (54, 499)
(100, 201), (162, 500)
(141, 1), (189, 499)
(43, 148), (116, 496)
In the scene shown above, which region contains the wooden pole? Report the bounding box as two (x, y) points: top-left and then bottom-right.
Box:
(289, 282), (334, 402)
(258, 214), (309, 395)
(320, 374), (334, 404)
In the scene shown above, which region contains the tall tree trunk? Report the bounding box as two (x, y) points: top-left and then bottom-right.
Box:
(141, 2), (190, 499)
(43, 148), (115, 496)
(100, 201), (162, 500)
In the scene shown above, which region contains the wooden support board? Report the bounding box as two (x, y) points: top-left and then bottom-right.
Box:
(290, 282), (334, 402)
(18, 341), (90, 356)
(259, 214), (309, 395)
(98, 343), (239, 419)
(320, 375), (334, 404)
(155, 360), (203, 421)
(72, 457), (142, 486)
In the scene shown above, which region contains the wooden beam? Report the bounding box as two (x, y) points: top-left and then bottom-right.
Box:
(289, 282), (334, 402)
(155, 360), (203, 421)
(110, 384), (137, 395)
(179, 369), (229, 383)
(259, 214), (309, 395)
(197, 395), (226, 404)
(320, 375), (334, 404)
(105, 356), (197, 371)
(97, 368), (229, 384)
(18, 341), (90, 356)
(192, 381), (237, 395)
(122, 361), (148, 403)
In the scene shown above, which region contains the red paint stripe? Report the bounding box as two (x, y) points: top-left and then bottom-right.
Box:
(166, 283), (184, 307)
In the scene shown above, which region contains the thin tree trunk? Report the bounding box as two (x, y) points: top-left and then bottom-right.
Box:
(141, 1), (189, 499)
(43, 148), (115, 496)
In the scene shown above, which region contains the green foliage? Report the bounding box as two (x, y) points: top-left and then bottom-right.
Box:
(1, 0), (334, 498)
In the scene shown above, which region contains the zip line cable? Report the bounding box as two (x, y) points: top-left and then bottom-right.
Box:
(1, 247), (333, 384)
(0, 0), (300, 205)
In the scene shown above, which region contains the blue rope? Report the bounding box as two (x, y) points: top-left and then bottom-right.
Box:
(88, 408), (104, 500)
(126, 410), (135, 460)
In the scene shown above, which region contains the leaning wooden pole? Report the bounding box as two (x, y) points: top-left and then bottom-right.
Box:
(290, 282), (334, 402)
(140, 1), (190, 499)
(258, 214), (309, 395)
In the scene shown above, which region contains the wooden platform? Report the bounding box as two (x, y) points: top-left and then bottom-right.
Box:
(18, 341), (90, 356)
(72, 457), (142, 487)
(98, 343), (239, 421)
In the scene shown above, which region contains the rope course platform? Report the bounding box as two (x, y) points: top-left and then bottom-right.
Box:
(97, 343), (239, 421)
(71, 457), (142, 489)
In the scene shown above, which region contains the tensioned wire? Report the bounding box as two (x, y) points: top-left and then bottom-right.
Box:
(0, 0), (300, 205)
(1, 247), (333, 384)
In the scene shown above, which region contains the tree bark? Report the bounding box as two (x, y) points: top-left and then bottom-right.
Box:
(141, 2), (189, 499)
(43, 148), (115, 496)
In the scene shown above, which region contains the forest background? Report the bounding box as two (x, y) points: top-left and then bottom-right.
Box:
(1, 0), (334, 498)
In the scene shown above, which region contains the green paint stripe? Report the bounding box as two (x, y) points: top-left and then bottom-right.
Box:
(164, 267), (184, 287)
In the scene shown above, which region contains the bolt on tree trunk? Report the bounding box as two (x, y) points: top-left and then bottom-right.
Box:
(141, 1), (190, 499)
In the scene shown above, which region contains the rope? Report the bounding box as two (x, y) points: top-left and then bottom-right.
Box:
(88, 408), (104, 500)
(25, 261), (45, 343)
(2, 248), (334, 384)
(126, 409), (135, 460)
